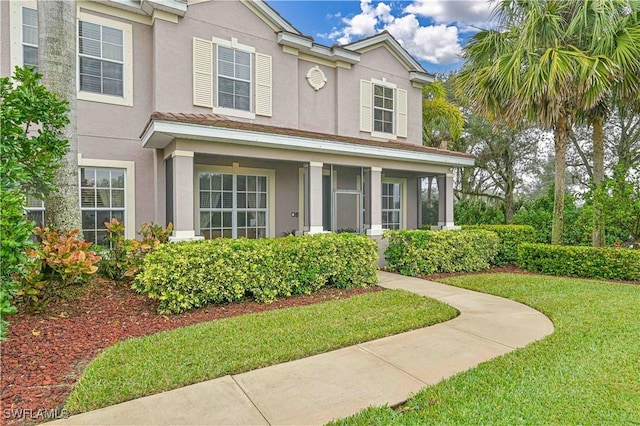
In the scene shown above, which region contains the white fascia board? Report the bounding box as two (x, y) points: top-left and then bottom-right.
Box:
(252, 0), (299, 34)
(140, 0), (187, 16)
(345, 33), (426, 73)
(141, 121), (475, 167)
(278, 32), (360, 64)
(410, 71), (435, 84)
(103, 0), (149, 15)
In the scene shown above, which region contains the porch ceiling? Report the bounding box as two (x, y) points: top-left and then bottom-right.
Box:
(141, 112), (475, 168)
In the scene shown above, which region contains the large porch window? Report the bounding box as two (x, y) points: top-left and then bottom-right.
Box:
(382, 182), (401, 229)
(198, 169), (270, 239)
(382, 178), (406, 230)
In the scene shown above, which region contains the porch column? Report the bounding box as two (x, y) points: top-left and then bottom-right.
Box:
(432, 173), (460, 230)
(307, 161), (324, 234)
(366, 167), (383, 236)
(169, 151), (201, 241)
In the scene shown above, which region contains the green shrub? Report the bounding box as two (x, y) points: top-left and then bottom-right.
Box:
(463, 225), (537, 265)
(384, 230), (500, 276)
(517, 243), (640, 281)
(133, 234), (378, 314)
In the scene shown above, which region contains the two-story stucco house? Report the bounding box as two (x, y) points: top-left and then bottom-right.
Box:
(1, 0), (473, 244)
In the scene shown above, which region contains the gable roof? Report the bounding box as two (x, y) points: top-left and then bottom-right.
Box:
(141, 112), (474, 167)
(241, 0), (301, 34)
(343, 31), (433, 83)
(240, 2), (433, 84)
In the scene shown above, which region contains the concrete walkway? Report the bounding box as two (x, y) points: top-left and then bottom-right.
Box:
(53, 272), (554, 425)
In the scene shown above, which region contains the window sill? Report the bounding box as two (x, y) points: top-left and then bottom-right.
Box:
(371, 131), (397, 141)
(212, 107), (256, 120)
(78, 91), (133, 107)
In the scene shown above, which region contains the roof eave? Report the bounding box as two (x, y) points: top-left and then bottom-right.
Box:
(141, 120), (475, 168)
(140, 0), (187, 17)
(277, 32), (360, 64)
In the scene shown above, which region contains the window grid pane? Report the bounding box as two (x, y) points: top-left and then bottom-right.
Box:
(22, 7), (38, 69)
(217, 46), (251, 112)
(80, 167), (126, 246)
(199, 172), (268, 240)
(381, 182), (401, 230)
(373, 84), (394, 135)
(236, 174), (267, 240)
(199, 173), (233, 239)
(78, 20), (124, 96)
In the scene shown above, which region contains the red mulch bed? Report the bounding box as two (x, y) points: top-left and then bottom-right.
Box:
(0, 279), (383, 425)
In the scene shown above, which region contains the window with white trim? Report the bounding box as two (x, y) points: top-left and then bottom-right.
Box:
(217, 46), (251, 111)
(78, 20), (124, 97)
(199, 172), (268, 239)
(373, 84), (394, 134)
(192, 37), (272, 118)
(360, 79), (408, 139)
(22, 7), (38, 69)
(382, 182), (401, 230)
(25, 195), (45, 227)
(80, 167), (126, 245)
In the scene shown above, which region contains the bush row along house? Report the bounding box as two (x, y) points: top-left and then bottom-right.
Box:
(1, 0), (474, 244)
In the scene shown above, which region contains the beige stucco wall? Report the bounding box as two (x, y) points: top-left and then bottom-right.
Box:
(0, 0), (439, 235)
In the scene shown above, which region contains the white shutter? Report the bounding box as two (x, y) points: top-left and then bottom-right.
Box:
(360, 80), (372, 132)
(255, 53), (272, 117)
(396, 88), (408, 138)
(193, 37), (213, 108)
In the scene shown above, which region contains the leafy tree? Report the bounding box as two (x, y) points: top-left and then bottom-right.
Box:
(0, 66), (70, 339)
(460, 115), (543, 223)
(422, 81), (464, 150)
(458, 0), (615, 244)
(38, 0), (81, 230)
(572, 1), (640, 246)
(513, 187), (590, 246)
(454, 198), (505, 226)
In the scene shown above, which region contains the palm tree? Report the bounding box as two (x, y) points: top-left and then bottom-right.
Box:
(38, 0), (81, 230)
(458, 0), (615, 244)
(422, 81), (464, 150)
(572, 1), (640, 246)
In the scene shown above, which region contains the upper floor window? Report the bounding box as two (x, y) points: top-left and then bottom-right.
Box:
(22, 7), (38, 69)
(10, 5), (133, 106)
(193, 37), (272, 119)
(218, 47), (251, 112)
(373, 85), (394, 135)
(77, 12), (133, 107)
(79, 21), (124, 97)
(360, 79), (408, 139)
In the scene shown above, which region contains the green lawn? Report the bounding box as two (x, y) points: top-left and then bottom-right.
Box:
(333, 273), (640, 425)
(65, 289), (457, 413)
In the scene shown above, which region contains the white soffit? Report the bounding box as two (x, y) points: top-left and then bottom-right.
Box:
(141, 121), (475, 167)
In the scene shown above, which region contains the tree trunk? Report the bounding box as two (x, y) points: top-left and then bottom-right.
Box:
(551, 114), (568, 245)
(504, 183), (514, 224)
(38, 0), (81, 231)
(591, 117), (606, 247)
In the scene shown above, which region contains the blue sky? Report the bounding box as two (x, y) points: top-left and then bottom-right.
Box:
(269, 0), (496, 74)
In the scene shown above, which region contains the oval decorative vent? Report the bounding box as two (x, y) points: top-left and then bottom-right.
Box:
(306, 66), (327, 91)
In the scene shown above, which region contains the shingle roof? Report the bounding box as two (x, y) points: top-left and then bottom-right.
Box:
(145, 111), (474, 160)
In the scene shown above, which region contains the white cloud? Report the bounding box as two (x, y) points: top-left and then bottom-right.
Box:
(386, 15), (461, 64)
(405, 0), (495, 29)
(330, 0), (463, 65)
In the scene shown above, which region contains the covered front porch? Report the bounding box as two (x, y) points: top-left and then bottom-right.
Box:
(141, 112), (474, 240)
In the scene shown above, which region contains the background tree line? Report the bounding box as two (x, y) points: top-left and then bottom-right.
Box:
(422, 0), (640, 247)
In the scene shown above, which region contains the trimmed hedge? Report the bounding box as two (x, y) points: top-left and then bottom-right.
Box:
(517, 243), (640, 281)
(385, 230), (500, 276)
(463, 225), (537, 265)
(133, 234), (379, 314)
